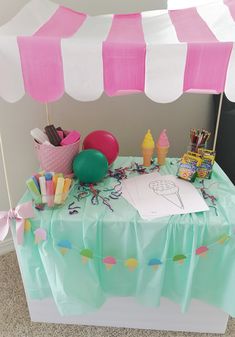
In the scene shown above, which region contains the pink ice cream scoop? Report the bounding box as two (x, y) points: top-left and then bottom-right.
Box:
(156, 129), (170, 165)
(157, 129), (170, 148)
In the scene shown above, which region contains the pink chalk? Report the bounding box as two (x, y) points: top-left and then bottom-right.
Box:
(46, 180), (54, 207)
(60, 130), (81, 146)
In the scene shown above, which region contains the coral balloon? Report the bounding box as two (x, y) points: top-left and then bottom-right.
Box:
(83, 130), (119, 165)
(73, 150), (108, 184)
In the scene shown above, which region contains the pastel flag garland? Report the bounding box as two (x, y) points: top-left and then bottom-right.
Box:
(53, 232), (233, 272)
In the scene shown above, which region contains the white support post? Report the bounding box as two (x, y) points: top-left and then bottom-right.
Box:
(45, 103), (50, 125)
(0, 132), (13, 210)
(213, 93), (224, 152)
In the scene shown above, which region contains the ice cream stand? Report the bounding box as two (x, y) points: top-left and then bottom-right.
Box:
(1, 0), (235, 333)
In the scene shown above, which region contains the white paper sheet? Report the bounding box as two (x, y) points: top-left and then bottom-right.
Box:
(122, 173), (209, 220)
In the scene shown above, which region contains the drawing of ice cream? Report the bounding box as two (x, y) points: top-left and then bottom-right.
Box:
(149, 179), (184, 209)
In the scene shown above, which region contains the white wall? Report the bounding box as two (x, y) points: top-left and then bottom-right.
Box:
(0, 0), (214, 214)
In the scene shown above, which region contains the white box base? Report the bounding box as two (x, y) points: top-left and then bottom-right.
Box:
(28, 296), (229, 334)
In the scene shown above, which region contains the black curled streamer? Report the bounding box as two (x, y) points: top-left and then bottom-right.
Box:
(68, 201), (81, 215)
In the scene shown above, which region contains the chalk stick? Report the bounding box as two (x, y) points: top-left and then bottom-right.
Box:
(39, 176), (47, 204)
(26, 178), (42, 205)
(54, 177), (64, 204)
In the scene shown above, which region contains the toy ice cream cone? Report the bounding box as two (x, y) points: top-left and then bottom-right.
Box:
(156, 129), (170, 165)
(142, 129), (155, 167)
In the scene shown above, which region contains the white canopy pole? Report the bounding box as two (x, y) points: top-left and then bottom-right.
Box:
(45, 103), (50, 125)
(213, 92), (224, 152)
(0, 132), (13, 210)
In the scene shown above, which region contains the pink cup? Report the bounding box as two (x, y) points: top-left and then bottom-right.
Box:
(34, 133), (80, 175)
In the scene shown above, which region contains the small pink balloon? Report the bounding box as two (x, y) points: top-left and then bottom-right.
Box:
(83, 130), (119, 165)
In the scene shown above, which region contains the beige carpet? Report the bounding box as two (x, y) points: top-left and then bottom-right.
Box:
(0, 251), (235, 337)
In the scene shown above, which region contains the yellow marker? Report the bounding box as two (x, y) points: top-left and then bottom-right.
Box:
(62, 178), (72, 202)
(54, 177), (65, 204)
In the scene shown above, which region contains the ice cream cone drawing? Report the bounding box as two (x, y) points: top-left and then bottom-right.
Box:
(149, 180), (184, 209)
(142, 129), (155, 167)
(57, 240), (72, 256)
(124, 258), (138, 272)
(156, 129), (170, 165)
(102, 256), (117, 270)
(80, 249), (93, 264)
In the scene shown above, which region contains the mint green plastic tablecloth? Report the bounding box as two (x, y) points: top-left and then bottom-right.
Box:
(15, 157), (235, 316)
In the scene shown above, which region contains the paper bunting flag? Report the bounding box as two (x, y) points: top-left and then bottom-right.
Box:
(124, 258), (138, 272)
(102, 256), (117, 270)
(217, 234), (230, 244)
(196, 246), (208, 257)
(24, 219), (31, 232)
(34, 228), (47, 244)
(57, 240), (72, 255)
(80, 249), (93, 264)
(148, 258), (162, 271)
(173, 254), (186, 265)
(51, 231), (233, 271)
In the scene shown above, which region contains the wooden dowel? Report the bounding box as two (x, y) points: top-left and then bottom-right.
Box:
(0, 132), (13, 209)
(213, 92), (224, 152)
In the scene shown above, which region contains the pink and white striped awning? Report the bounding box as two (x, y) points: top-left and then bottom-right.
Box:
(1, 0), (235, 103)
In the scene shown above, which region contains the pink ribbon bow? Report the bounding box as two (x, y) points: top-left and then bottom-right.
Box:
(0, 201), (34, 245)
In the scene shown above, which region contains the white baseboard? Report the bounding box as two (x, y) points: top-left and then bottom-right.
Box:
(0, 238), (14, 255)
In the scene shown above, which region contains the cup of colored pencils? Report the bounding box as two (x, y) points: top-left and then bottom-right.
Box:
(189, 129), (211, 153)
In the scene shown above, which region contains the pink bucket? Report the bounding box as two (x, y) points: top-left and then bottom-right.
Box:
(34, 137), (80, 175)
